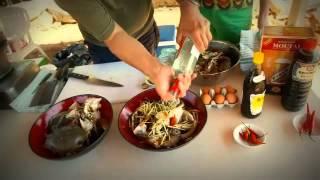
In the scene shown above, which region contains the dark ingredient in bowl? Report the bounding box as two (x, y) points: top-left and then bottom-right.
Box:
(45, 125), (87, 155)
(44, 98), (105, 156)
(195, 50), (232, 74)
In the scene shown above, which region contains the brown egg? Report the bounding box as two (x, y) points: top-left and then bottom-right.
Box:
(201, 87), (211, 94)
(226, 85), (237, 94)
(214, 94), (225, 104)
(226, 93), (238, 104)
(201, 94), (212, 105)
(214, 85), (222, 94)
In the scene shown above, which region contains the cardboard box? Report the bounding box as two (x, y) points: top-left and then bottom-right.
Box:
(260, 26), (317, 95)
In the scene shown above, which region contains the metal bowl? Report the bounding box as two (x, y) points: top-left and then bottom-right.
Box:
(194, 40), (240, 85)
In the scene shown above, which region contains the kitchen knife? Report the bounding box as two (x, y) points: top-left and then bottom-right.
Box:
(30, 80), (58, 106)
(32, 73), (52, 94)
(69, 72), (124, 87)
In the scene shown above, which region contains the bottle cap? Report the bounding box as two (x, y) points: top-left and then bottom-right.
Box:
(253, 52), (264, 65)
(302, 39), (318, 52)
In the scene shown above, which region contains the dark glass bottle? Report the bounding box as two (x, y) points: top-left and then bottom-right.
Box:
(241, 52), (266, 118)
(281, 40), (318, 112)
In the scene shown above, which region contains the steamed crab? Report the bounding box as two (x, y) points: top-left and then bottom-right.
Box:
(45, 98), (102, 155)
(195, 51), (232, 74)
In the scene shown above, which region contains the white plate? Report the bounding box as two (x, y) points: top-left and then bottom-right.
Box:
(233, 123), (266, 148)
(292, 113), (320, 138)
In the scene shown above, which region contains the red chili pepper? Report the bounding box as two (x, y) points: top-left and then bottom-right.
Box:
(169, 79), (180, 98)
(306, 111), (315, 136)
(239, 132), (245, 140)
(300, 104), (316, 136)
(248, 127), (260, 138)
(239, 122), (265, 145)
(170, 116), (177, 126)
(244, 129), (249, 140)
(248, 133), (265, 145)
(239, 130), (249, 141)
(240, 122), (258, 137)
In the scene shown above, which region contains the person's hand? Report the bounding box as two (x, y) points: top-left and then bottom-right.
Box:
(103, 22), (196, 100)
(177, 0), (212, 52)
(150, 64), (197, 100)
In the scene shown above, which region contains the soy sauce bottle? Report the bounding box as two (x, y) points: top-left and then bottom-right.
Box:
(241, 52), (266, 118)
(281, 40), (318, 112)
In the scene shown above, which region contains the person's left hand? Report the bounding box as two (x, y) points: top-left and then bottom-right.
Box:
(177, 0), (212, 52)
(150, 63), (197, 100)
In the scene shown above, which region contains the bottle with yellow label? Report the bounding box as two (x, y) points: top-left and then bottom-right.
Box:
(241, 52), (266, 118)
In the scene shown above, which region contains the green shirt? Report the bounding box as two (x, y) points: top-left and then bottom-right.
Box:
(199, 0), (253, 44)
(55, 0), (154, 46)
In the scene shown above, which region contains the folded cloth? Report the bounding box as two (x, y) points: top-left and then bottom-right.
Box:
(239, 29), (259, 73)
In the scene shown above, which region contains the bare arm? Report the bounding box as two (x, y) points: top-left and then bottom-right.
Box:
(104, 23), (161, 82)
(258, 0), (270, 29)
(55, 0), (194, 100)
(177, 0), (212, 52)
(104, 23), (193, 100)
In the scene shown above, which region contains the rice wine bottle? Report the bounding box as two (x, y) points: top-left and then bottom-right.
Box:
(241, 52), (266, 118)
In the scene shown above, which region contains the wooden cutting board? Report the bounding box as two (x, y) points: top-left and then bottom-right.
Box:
(56, 62), (146, 104)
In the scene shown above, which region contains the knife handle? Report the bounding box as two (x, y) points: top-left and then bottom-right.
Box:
(169, 79), (180, 98)
(69, 73), (89, 80)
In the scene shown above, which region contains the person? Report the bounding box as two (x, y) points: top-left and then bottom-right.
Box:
(184, 0), (270, 45)
(54, 0), (212, 100)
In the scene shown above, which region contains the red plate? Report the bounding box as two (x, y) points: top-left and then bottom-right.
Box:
(118, 88), (207, 151)
(28, 94), (113, 159)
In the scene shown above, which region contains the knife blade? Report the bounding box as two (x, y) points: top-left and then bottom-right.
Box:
(32, 73), (52, 94)
(30, 80), (58, 106)
(69, 72), (124, 87)
(169, 37), (200, 97)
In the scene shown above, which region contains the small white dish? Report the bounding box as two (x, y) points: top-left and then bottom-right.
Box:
(233, 123), (266, 148)
(292, 113), (320, 138)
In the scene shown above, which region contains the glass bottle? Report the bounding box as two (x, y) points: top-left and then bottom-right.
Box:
(281, 40), (318, 112)
(241, 52), (266, 118)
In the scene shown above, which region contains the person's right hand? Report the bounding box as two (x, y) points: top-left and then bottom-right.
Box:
(150, 63), (196, 101)
(177, 0), (212, 52)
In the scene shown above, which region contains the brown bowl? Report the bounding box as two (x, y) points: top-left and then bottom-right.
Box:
(194, 40), (240, 85)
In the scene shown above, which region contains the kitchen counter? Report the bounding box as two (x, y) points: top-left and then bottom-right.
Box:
(1, 67), (320, 180)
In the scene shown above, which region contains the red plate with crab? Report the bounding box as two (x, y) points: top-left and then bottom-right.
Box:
(29, 94), (113, 159)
